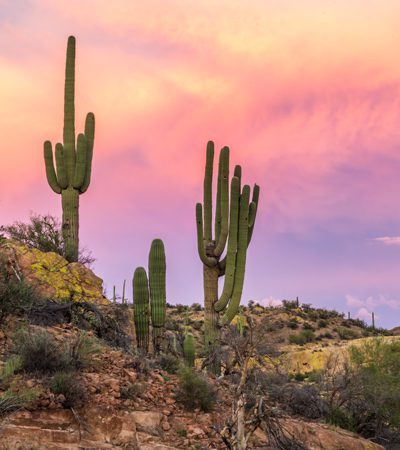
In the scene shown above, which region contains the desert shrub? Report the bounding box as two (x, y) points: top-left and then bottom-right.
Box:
(282, 299), (298, 310)
(175, 367), (216, 412)
(154, 353), (180, 374)
(0, 256), (41, 320)
(191, 303), (202, 311)
(191, 320), (203, 331)
(69, 332), (101, 368)
(347, 318), (367, 329)
(0, 214), (94, 265)
(302, 322), (315, 331)
(127, 355), (150, 375)
(0, 388), (38, 417)
(287, 320), (299, 330)
(14, 329), (71, 374)
(313, 340), (400, 444)
(120, 382), (146, 400)
(348, 339), (400, 436)
(50, 371), (86, 407)
(322, 332), (334, 339)
(318, 319), (327, 328)
(0, 355), (22, 386)
(281, 383), (326, 419)
(175, 304), (188, 313)
(289, 330), (315, 345)
(337, 327), (359, 340)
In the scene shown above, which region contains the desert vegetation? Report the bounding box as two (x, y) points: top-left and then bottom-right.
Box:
(0, 34), (399, 450)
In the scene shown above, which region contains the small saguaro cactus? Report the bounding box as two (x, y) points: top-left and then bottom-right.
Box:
(183, 332), (195, 367)
(149, 239), (167, 352)
(133, 267), (150, 352)
(133, 239), (167, 353)
(196, 141), (259, 364)
(43, 36), (95, 262)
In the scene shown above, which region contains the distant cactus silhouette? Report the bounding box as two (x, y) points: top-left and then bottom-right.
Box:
(43, 36), (95, 262)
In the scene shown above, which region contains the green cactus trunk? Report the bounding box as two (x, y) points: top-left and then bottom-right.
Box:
(149, 239), (166, 353)
(184, 333), (195, 367)
(133, 267), (150, 353)
(196, 141), (260, 373)
(203, 265), (219, 349)
(43, 36), (95, 263)
(61, 186), (79, 263)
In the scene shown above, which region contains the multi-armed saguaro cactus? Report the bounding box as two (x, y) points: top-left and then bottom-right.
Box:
(183, 332), (195, 367)
(133, 267), (150, 352)
(133, 239), (167, 353)
(196, 141), (259, 359)
(43, 36), (95, 262)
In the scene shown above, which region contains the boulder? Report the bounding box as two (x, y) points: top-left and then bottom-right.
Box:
(0, 239), (107, 304)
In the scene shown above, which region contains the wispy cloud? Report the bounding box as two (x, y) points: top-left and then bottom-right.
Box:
(374, 236), (400, 246)
(346, 294), (400, 311)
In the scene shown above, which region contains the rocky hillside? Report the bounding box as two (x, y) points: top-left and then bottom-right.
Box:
(0, 240), (395, 449)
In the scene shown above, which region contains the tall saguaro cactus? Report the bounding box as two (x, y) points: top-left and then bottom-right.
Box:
(133, 267), (150, 352)
(43, 36), (95, 262)
(149, 239), (167, 352)
(196, 141), (259, 364)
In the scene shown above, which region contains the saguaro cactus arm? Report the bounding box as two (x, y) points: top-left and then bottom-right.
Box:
(223, 185), (251, 324)
(214, 176), (240, 312)
(203, 141), (214, 242)
(196, 203), (217, 267)
(44, 141), (62, 194)
(214, 147), (229, 257)
(80, 112), (95, 193)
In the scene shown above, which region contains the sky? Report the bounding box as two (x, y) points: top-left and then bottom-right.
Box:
(0, 0), (400, 328)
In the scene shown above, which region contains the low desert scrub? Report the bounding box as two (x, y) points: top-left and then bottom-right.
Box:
(174, 366), (215, 412)
(50, 371), (86, 407)
(13, 329), (101, 375)
(0, 388), (38, 417)
(289, 329), (315, 345)
(153, 353), (180, 374)
(120, 382), (146, 400)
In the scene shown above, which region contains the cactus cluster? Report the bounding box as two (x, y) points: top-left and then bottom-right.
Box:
(196, 141), (259, 358)
(133, 239), (167, 353)
(43, 36), (95, 262)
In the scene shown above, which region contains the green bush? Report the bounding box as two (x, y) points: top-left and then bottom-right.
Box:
(289, 330), (315, 345)
(69, 332), (101, 368)
(174, 367), (216, 412)
(287, 320), (299, 330)
(338, 327), (359, 340)
(318, 319), (328, 328)
(14, 329), (71, 374)
(154, 353), (180, 374)
(0, 355), (22, 386)
(0, 214), (94, 265)
(0, 256), (41, 321)
(50, 371), (86, 407)
(0, 388), (38, 417)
